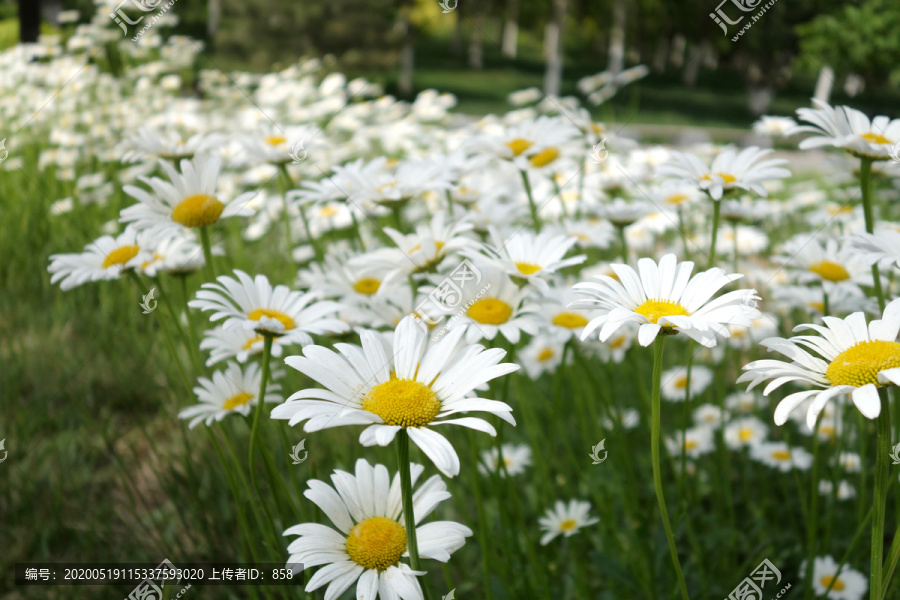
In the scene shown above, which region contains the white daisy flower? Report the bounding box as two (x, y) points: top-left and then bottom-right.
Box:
(439, 266), (541, 345)
(658, 147), (791, 200)
(538, 499), (599, 545)
(271, 316), (519, 478)
(463, 228), (585, 291)
(752, 115), (798, 138)
(518, 337), (565, 379)
(571, 253), (761, 348)
(118, 127), (219, 162)
(121, 155), (256, 237)
(189, 270), (348, 345)
(776, 236), (873, 292)
(199, 325), (283, 367)
(847, 227), (900, 271)
(660, 365), (713, 401)
(666, 426), (715, 459)
(739, 299), (900, 429)
(478, 443), (532, 477)
(806, 555), (867, 600)
(285, 458), (472, 600)
(177, 361), (283, 429)
(239, 125), (321, 165)
(723, 416), (769, 449)
(818, 480), (857, 501)
(793, 99), (900, 161)
(533, 287), (599, 342)
(749, 441), (813, 471)
(48, 227), (154, 291)
(693, 404), (724, 428)
(138, 230), (221, 277)
(724, 390), (767, 414)
(601, 407), (640, 430)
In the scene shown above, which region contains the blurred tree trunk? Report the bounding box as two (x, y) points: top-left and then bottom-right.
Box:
(468, 3), (484, 69)
(682, 41), (708, 87)
(501, 0), (519, 58)
(813, 65), (834, 103)
(207, 0), (221, 48)
(607, 2), (625, 75)
(652, 37), (669, 73)
(398, 2), (415, 96)
(19, 0), (41, 43)
(544, 0), (566, 96)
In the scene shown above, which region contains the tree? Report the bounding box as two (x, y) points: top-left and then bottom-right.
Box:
(19, 0), (41, 43)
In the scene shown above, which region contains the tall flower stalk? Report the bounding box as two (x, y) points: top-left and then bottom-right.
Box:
(651, 336), (691, 600)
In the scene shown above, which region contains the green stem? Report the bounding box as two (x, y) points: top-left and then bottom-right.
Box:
(445, 189), (455, 217)
(860, 159), (886, 311)
(249, 336), (274, 481)
(396, 430), (428, 596)
(872, 389), (893, 600)
(519, 169), (541, 232)
(617, 225), (628, 262)
(804, 420), (821, 600)
(198, 225), (216, 282)
(707, 199), (721, 270)
(651, 337), (690, 600)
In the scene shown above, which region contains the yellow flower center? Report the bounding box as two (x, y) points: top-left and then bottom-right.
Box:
(319, 205), (340, 218)
(409, 241), (445, 255)
(609, 335), (627, 349)
(102, 244), (140, 269)
(860, 132), (891, 145)
(674, 376), (688, 390)
(140, 252), (163, 268)
(515, 262), (542, 275)
(825, 340), (900, 387)
(552, 312), (589, 329)
(345, 517), (407, 571)
(247, 308), (296, 331)
(809, 301), (825, 313)
(821, 576), (845, 592)
(264, 135), (287, 146)
(591, 123), (606, 136)
(685, 440), (698, 450)
(529, 147), (560, 168)
(809, 260), (850, 282)
(171, 194), (225, 227)
(829, 205), (854, 216)
(506, 138), (533, 157)
(559, 519), (577, 532)
(701, 173), (737, 184)
(361, 379), (441, 427)
(467, 298), (513, 325)
(538, 348), (555, 361)
(353, 278), (382, 295)
(223, 391), (254, 410)
(665, 194), (689, 206)
(633, 299), (690, 325)
(738, 428), (754, 442)
(242, 335), (264, 351)
(771, 450), (792, 461)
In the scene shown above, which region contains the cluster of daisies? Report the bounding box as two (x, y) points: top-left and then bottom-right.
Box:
(35, 5), (900, 596)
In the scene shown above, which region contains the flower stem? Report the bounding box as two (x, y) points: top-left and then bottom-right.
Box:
(860, 159), (886, 311)
(519, 169), (541, 233)
(198, 225), (216, 282)
(706, 199), (721, 270)
(396, 429), (428, 594)
(651, 336), (690, 600)
(872, 389), (892, 600)
(248, 336), (274, 480)
(617, 225), (628, 262)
